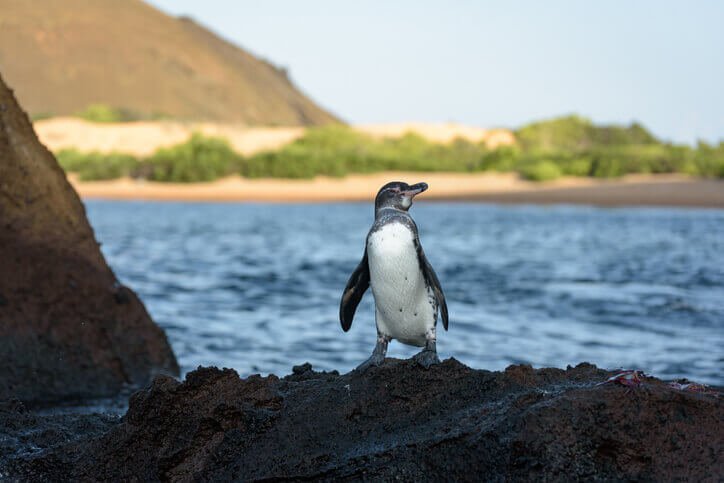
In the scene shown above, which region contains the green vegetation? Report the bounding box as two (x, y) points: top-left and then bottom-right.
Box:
(242, 126), (511, 178)
(57, 133), (239, 183)
(519, 161), (562, 181)
(510, 115), (722, 179)
(76, 104), (133, 123)
(147, 133), (240, 182)
(56, 149), (139, 180)
(516, 115), (657, 151)
(241, 118), (724, 180)
(56, 116), (724, 182)
(30, 112), (54, 121)
(246, 128), (439, 178)
(75, 104), (168, 123)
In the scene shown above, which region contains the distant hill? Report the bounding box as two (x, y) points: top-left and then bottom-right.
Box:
(0, 0), (339, 125)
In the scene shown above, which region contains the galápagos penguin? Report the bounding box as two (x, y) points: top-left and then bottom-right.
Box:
(340, 181), (448, 370)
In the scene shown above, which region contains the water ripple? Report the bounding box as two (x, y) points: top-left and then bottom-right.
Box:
(86, 201), (724, 385)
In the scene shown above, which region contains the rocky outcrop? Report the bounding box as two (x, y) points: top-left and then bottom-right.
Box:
(9, 360), (719, 481)
(0, 73), (178, 404)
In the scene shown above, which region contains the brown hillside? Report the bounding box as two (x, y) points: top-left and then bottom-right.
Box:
(0, 0), (339, 125)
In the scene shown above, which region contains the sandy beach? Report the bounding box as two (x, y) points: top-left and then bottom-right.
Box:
(68, 172), (724, 207)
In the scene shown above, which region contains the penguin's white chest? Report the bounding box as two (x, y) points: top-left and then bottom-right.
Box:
(367, 222), (435, 347)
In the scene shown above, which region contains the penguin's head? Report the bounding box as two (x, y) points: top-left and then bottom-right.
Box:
(374, 181), (428, 213)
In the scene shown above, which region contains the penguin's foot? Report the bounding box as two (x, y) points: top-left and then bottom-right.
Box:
(355, 352), (386, 372)
(354, 334), (390, 372)
(413, 349), (440, 369)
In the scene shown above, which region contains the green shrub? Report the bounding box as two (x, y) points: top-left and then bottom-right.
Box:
(75, 104), (154, 123)
(516, 115), (596, 151)
(509, 115), (721, 179)
(56, 149), (89, 172)
(518, 160), (563, 181)
(560, 157), (592, 176)
(242, 126), (496, 177)
(76, 104), (126, 123)
(476, 146), (519, 172)
(589, 156), (623, 178)
(516, 115), (659, 151)
(31, 112), (54, 121)
(690, 141), (724, 178)
(56, 149), (139, 180)
(241, 125), (378, 178)
(147, 133), (239, 182)
(80, 153), (138, 180)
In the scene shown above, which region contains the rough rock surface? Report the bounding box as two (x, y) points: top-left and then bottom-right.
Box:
(0, 73), (178, 403)
(7, 360), (721, 481)
(0, 399), (120, 480)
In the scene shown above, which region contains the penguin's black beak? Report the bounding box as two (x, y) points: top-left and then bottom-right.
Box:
(405, 182), (428, 197)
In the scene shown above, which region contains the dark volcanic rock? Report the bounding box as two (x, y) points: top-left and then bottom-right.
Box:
(0, 73), (178, 404)
(0, 399), (119, 480)
(25, 360), (718, 481)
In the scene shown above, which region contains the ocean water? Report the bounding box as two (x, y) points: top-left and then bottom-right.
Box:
(86, 201), (724, 385)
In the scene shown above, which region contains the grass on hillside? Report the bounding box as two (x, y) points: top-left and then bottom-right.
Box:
(56, 116), (724, 182)
(75, 104), (169, 123)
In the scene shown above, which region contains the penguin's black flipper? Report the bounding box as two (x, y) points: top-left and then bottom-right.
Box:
(340, 249), (370, 332)
(416, 242), (449, 331)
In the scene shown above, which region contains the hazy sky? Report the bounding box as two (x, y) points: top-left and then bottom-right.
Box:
(147, 1), (723, 143)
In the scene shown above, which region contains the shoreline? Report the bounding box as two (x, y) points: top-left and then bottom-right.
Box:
(68, 172), (724, 207)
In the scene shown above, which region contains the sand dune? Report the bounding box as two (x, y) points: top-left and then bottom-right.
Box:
(34, 118), (306, 156)
(34, 118), (514, 156)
